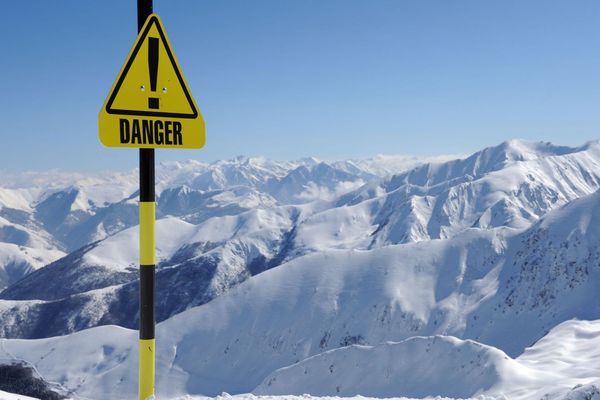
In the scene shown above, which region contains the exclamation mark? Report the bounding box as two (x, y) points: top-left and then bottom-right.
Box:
(148, 37), (159, 109)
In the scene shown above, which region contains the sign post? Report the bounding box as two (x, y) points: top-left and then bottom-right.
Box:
(137, 2), (155, 398)
(98, 1), (205, 398)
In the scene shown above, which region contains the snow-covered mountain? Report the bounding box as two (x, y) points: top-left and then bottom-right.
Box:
(336, 139), (600, 244)
(0, 152), (465, 335)
(0, 153), (456, 291)
(1, 140), (599, 340)
(0, 159), (340, 290)
(1, 139), (600, 399)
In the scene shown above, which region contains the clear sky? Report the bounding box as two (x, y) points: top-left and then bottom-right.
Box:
(1, 0), (599, 171)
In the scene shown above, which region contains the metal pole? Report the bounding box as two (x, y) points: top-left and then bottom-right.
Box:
(137, 1), (155, 399)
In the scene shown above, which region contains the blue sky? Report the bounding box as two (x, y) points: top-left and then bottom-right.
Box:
(1, 0), (599, 171)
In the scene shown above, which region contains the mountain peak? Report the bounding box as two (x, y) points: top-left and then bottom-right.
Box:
(494, 139), (579, 161)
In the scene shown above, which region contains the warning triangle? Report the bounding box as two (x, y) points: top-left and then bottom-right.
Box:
(105, 14), (198, 119)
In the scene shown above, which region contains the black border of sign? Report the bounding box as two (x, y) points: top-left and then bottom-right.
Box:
(105, 15), (199, 119)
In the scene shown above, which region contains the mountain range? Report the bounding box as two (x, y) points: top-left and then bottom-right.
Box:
(0, 139), (599, 399)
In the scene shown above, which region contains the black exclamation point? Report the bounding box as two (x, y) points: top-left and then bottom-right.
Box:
(148, 37), (159, 109)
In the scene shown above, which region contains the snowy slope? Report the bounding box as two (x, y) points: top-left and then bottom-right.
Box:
(254, 336), (528, 398)
(254, 319), (600, 400)
(464, 189), (600, 355)
(508, 319), (600, 400)
(172, 396), (454, 400)
(1, 228), (506, 397)
(0, 315), (599, 399)
(0, 209), (65, 289)
(0, 243), (64, 291)
(0, 391), (39, 400)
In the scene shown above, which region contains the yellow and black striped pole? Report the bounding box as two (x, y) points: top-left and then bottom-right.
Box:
(138, 2), (156, 399)
(139, 148), (155, 400)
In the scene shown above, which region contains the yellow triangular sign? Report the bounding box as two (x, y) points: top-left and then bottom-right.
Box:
(99, 14), (205, 149)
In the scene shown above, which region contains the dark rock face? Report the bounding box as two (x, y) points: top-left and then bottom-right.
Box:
(0, 362), (67, 400)
(0, 248), (259, 338)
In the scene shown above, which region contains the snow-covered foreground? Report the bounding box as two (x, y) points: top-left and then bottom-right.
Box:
(173, 392), (600, 400)
(256, 320), (600, 400)
(174, 396), (462, 400)
(0, 318), (599, 399)
(4, 392), (600, 400)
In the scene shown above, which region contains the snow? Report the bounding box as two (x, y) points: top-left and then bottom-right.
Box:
(82, 217), (197, 270)
(81, 207), (295, 272)
(0, 171), (139, 210)
(294, 198), (381, 251)
(254, 336), (528, 398)
(0, 216), (57, 250)
(0, 243), (65, 290)
(295, 180), (366, 202)
(0, 390), (39, 400)
(286, 139), (600, 257)
(173, 396), (454, 400)
(0, 189), (40, 212)
(1, 318), (600, 399)
(511, 319), (600, 399)
(255, 320), (600, 399)
(333, 153), (466, 178)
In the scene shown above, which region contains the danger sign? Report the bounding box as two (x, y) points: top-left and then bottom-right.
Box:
(99, 14), (205, 149)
